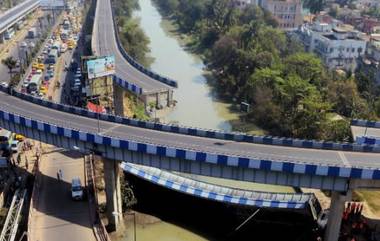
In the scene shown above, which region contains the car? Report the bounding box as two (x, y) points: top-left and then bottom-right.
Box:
(37, 63), (45, 70)
(20, 41), (27, 48)
(36, 69), (42, 75)
(32, 62), (39, 69)
(40, 86), (47, 94)
(0, 82), (8, 87)
(15, 60), (20, 68)
(10, 140), (18, 153)
(14, 134), (25, 142)
(71, 178), (83, 200)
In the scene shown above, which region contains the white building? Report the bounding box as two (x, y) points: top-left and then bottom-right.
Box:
(295, 22), (367, 71)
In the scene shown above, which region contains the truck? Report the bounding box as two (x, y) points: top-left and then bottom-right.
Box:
(28, 27), (37, 39)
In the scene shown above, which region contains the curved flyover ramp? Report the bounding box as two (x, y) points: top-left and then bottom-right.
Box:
(92, 0), (175, 95)
(121, 162), (316, 209)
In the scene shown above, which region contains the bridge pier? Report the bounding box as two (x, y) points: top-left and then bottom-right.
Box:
(104, 158), (123, 231)
(324, 190), (352, 241)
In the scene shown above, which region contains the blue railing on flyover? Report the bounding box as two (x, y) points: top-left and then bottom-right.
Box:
(351, 119), (380, 128)
(113, 75), (143, 95)
(2, 85), (380, 154)
(121, 162), (313, 209)
(1, 105), (380, 181)
(110, 3), (178, 88)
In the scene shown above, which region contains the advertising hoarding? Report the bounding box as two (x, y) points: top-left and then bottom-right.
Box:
(86, 56), (115, 79)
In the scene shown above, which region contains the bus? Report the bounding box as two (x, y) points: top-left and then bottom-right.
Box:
(27, 74), (42, 94)
(4, 28), (15, 40)
(0, 129), (12, 150)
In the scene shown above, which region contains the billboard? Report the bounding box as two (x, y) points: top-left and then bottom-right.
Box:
(86, 56), (115, 79)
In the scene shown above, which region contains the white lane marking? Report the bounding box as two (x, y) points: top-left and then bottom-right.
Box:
(338, 152), (351, 167)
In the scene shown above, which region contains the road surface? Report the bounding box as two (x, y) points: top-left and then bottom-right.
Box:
(29, 147), (96, 241)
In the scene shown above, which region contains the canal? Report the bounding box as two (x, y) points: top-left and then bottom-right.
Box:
(117, 1), (311, 240)
(134, 0), (233, 131)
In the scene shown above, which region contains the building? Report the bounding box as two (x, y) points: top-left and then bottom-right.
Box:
(231, 0), (303, 30)
(261, 0), (303, 30)
(360, 35), (380, 84)
(295, 22), (367, 71)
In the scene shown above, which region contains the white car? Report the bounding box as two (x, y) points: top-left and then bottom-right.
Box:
(71, 178), (84, 200)
(0, 82), (8, 87)
(10, 140), (18, 153)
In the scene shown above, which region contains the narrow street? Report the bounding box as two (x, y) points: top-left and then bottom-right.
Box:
(29, 146), (96, 241)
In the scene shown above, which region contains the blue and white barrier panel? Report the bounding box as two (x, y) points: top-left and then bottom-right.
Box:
(2, 85), (380, 154)
(356, 136), (380, 145)
(113, 75), (143, 95)
(1, 108), (380, 180)
(351, 119), (380, 128)
(120, 162), (307, 209)
(111, 8), (178, 89)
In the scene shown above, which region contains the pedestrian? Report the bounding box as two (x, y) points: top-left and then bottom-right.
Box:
(57, 171), (60, 181)
(17, 155), (21, 165)
(25, 156), (29, 170)
(59, 169), (63, 180)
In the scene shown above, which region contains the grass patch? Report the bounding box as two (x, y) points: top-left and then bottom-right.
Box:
(354, 190), (380, 216)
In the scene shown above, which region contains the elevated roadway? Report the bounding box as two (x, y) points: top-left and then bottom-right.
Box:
(0, 0), (40, 36)
(1, 90), (380, 189)
(92, 0), (174, 106)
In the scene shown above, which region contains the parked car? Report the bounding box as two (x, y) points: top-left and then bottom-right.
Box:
(10, 140), (18, 153)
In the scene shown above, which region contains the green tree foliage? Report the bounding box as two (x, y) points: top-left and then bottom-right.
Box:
(2, 56), (17, 79)
(302, 0), (326, 14)
(113, 0), (151, 66)
(152, 0), (378, 141)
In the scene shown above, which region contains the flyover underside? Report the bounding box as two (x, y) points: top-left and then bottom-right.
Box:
(121, 162), (314, 209)
(0, 118), (356, 192)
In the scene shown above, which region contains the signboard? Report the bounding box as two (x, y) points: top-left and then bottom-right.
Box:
(40, 0), (65, 9)
(86, 56), (115, 79)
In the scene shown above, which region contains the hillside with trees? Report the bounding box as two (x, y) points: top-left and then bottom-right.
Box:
(153, 0), (375, 141)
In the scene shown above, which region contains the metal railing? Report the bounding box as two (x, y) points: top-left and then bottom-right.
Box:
(0, 189), (27, 241)
(85, 155), (110, 241)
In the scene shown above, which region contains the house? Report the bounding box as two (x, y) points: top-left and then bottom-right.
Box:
(295, 22), (367, 71)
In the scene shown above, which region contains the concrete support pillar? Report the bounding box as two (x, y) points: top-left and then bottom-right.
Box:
(167, 90), (173, 107)
(104, 159), (122, 231)
(113, 83), (124, 117)
(324, 190), (352, 241)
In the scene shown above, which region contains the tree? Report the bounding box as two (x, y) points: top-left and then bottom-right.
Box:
(284, 53), (325, 87)
(2, 56), (17, 79)
(303, 0), (326, 14)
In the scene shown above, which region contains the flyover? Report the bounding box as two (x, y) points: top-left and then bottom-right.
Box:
(0, 0), (40, 42)
(92, 0), (176, 107)
(1, 86), (380, 240)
